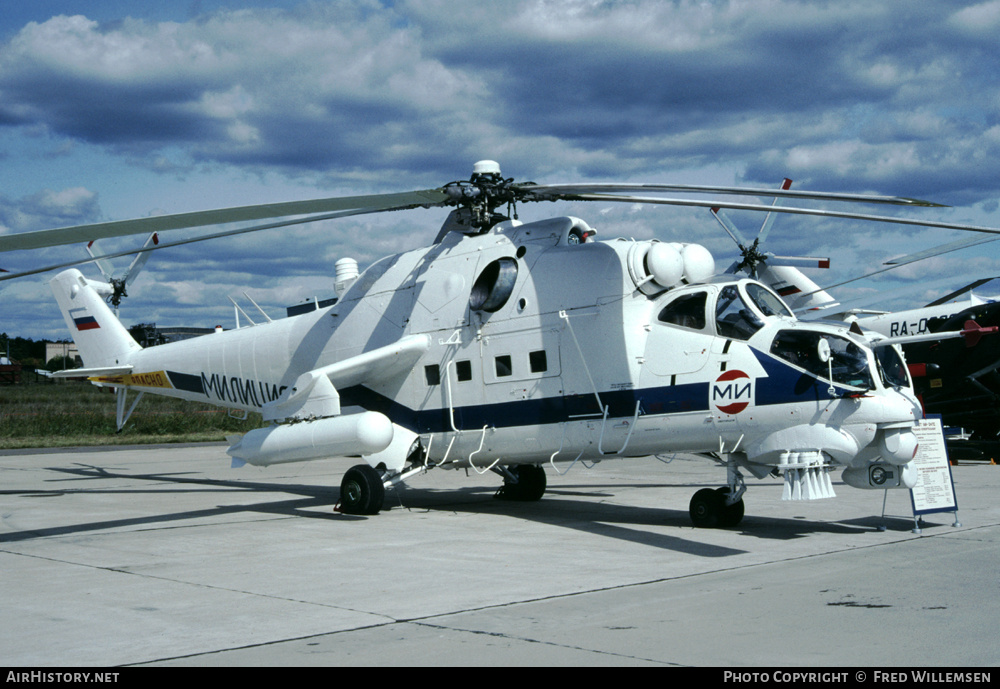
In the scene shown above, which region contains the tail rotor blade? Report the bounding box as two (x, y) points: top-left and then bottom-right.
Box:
(711, 207), (750, 248)
(767, 255), (831, 269)
(86, 240), (115, 282)
(756, 178), (792, 245)
(122, 233), (159, 286)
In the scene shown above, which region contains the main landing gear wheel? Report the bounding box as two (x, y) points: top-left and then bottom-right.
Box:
(689, 487), (744, 528)
(338, 464), (386, 515)
(495, 464), (547, 501)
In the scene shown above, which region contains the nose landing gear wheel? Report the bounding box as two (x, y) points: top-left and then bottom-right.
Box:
(495, 464), (547, 501)
(689, 487), (744, 528)
(689, 488), (722, 528)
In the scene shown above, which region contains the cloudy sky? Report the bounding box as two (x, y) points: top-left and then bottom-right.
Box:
(2, 0), (1000, 341)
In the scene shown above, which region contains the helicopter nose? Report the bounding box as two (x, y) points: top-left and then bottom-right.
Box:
(878, 425), (920, 465)
(870, 388), (922, 465)
(880, 386), (922, 423)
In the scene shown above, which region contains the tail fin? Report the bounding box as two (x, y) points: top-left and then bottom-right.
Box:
(758, 265), (838, 314)
(50, 269), (142, 368)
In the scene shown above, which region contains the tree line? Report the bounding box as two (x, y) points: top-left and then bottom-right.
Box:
(1, 324), (164, 372)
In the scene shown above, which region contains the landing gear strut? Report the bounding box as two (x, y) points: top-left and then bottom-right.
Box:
(338, 464), (386, 515)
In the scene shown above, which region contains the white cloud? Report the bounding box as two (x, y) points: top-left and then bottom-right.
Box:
(2, 1), (1000, 338)
(949, 1), (1000, 35)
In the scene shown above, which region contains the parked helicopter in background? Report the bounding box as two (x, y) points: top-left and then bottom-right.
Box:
(3, 161), (997, 525)
(846, 284), (1000, 460)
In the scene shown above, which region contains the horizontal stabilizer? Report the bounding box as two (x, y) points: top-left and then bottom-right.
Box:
(51, 365), (134, 379)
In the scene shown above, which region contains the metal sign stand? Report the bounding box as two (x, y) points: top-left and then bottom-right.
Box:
(907, 415), (961, 534)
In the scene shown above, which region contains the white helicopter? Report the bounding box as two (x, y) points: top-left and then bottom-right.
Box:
(5, 161), (997, 526)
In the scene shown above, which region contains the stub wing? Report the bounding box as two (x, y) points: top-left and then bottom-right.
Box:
(261, 334), (431, 422)
(228, 334), (431, 469)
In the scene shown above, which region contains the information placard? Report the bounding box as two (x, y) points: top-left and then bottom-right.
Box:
(909, 416), (959, 516)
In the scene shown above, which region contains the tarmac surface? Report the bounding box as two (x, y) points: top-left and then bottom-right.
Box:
(1, 443), (998, 667)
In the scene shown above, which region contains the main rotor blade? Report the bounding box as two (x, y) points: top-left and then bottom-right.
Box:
(0, 208), (382, 283)
(519, 183), (944, 207)
(925, 277), (1000, 307)
(799, 274), (1000, 319)
(0, 188), (449, 253)
(884, 234), (1000, 266)
(538, 192), (1000, 236)
(800, 244), (986, 301)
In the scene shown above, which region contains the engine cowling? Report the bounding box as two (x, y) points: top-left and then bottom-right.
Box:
(628, 241), (716, 295)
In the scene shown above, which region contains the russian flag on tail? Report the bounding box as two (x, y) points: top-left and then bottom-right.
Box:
(69, 308), (100, 331)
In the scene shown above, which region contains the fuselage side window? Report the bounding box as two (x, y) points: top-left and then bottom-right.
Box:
(657, 292), (708, 330)
(495, 355), (513, 378)
(424, 364), (440, 386)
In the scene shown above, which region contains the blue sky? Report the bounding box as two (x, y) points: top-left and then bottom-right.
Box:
(3, 0), (1000, 340)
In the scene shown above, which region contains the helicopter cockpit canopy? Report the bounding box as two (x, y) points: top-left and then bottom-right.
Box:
(656, 278), (793, 340)
(654, 277), (911, 392)
(769, 329), (874, 389)
(715, 281), (793, 340)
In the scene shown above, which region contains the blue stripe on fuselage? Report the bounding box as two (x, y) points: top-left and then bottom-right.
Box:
(340, 348), (845, 434)
(751, 347), (844, 406)
(341, 381), (711, 434)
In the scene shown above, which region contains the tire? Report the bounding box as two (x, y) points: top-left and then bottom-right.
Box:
(339, 464), (386, 515)
(496, 464), (547, 501)
(689, 488), (723, 528)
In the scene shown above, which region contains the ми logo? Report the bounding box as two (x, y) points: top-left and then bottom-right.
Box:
(712, 369), (753, 414)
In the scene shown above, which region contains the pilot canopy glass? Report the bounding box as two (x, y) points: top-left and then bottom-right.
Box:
(770, 330), (874, 389)
(657, 281), (791, 339)
(714, 282), (790, 340)
(875, 344), (911, 388)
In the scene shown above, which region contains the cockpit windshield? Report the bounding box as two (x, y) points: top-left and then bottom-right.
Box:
(715, 285), (763, 340)
(875, 344), (911, 388)
(770, 330), (874, 389)
(745, 283), (793, 318)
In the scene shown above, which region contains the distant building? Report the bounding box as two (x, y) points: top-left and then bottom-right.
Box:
(0, 356), (21, 384)
(45, 342), (80, 366)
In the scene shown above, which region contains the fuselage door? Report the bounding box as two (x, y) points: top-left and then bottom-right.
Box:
(645, 289), (713, 376)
